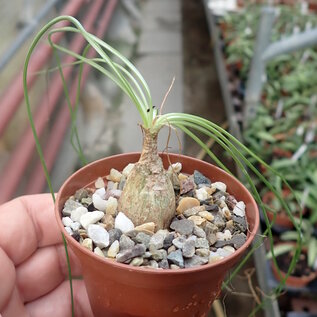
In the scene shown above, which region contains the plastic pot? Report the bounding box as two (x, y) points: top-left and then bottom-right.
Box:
(55, 152), (259, 317)
(271, 243), (316, 288)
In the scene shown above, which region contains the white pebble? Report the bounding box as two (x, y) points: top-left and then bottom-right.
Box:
(122, 163), (135, 177)
(107, 181), (118, 190)
(115, 212), (135, 233)
(216, 230), (232, 241)
(195, 187), (209, 201)
(216, 248), (233, 258)
(209, 251), (224, 262)
(212, 182), (227, 192)
(80, 211), (104, 229)
(94, 247), (105, 257)
(95, 177), (105, 189)
(107, 189), (122, 199)
(92, 193), (107, 211)
(107, 240), (120, 258)
(71, 206), (88, 222)
(62, 217), (73, 227)
(168, 162), (182, 174)
(223, 246), (235, 254)
(95, 188), (106, 199)
(233, 201), (246, 217)
(65, 226), (73, 235)
(87, 224), (109, 249)
(70, 221), (81, 231)
(107, 168), (122, 182)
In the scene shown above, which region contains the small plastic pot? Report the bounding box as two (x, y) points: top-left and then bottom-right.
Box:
(55, 152), (259, 317)
(271, 243), (316, 288)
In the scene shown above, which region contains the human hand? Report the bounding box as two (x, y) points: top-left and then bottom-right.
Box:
(0, 194), (93, 317)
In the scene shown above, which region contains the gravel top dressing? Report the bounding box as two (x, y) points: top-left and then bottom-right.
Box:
(62, 162), (248, 269)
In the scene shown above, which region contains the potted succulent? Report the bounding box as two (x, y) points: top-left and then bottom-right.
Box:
(24, 15), (302, 317)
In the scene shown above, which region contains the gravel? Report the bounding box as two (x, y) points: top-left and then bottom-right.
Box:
(62, 161), (249, 270)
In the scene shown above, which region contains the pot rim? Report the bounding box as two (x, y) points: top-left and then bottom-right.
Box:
(55, 152), (260, 275)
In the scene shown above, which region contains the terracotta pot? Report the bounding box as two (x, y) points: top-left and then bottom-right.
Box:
(55, 153), (259, 317)
(271, 244), (316, 288)
(262, 190), (306, 229)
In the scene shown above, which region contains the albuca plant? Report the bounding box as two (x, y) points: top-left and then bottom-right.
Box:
(24, 15), (304, 316)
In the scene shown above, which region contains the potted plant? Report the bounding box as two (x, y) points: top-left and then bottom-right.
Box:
(23, 15), (302, 317)
(267, 219), (317, 288)
(262, 187), (306, 229)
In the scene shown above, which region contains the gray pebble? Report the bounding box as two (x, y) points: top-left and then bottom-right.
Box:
(116, 244), (146, 263)
(213, 190), (228, 200)
(134, 232), (151, 248)
(62, 199), (82, 216)
(204, 204), (219, 212)
(170, 219), (194, 235)
(231, 233), (247, 249)
(108, 228), (122, 245)
(172, 236), (186, 249)
(195, 238), (209, 249)
(167, 249), (184, 268)
(193, 225), (206, 238)
(233, 215), (248, 232)
(163, 233), (175, 249)
(182, 238), (196, 258)
(151, 249), (167, 261)
(184, 255), (209, 268)
(149, 230), (168, 251)
(74, 188), (89, 200)
(214, 240), (231, 248)
(215, 233), (247, 249)
(194, 170), (211, 185)
(212, 213), (226, 230)
(183, 206), (204, 218)
(119, 234), (135, 251)
(158, 259), (169, 269)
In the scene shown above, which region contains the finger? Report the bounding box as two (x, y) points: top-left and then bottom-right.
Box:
(0, 194), (60, 265)
(26, 280), (94, 317)
(1, 287), (28, 317)
(0, 248), (15, 311)
(16, 244), (82, 302)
